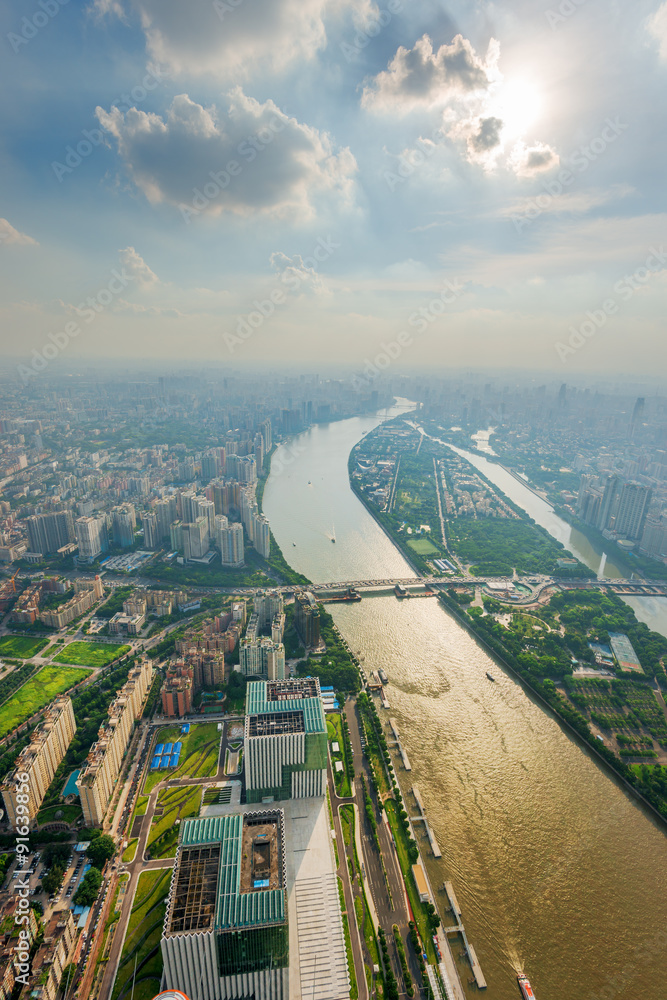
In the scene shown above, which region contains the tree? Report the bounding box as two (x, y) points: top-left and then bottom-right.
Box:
(42, 865), (65, 895)
(73, 867), (102, 906)
(41, 842), (71, 868)
(30, 900), (44, 916)
(86, 834), (116, 869)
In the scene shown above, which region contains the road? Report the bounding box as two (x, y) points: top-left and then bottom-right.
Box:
(330, 696), (425, 998)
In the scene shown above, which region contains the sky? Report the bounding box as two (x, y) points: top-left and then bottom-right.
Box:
(1, 0), (667, 379)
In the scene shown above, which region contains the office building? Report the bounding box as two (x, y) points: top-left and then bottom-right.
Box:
(77, 657), (152, 825)
(161, 811), (288, 1000)
(1, 697), (76, 826)
(244, 679), (328, 802)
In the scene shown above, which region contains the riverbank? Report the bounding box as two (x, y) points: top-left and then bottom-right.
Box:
(437, 588), (667, 829)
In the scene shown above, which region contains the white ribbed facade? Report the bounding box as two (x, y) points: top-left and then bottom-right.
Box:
(291, 768), (326, 798)
(162, 933), (288, 1000)
(246, 731), (305, 792)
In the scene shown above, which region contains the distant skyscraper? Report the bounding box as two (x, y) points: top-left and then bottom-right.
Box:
(613, 482), (652, 540)
(201, 452), (219, 482)
(181, 518), (209, 560)
(253, 514), (271, 558)
(112, 503), (136, 548)
(142, 511), (160, 549)
(216, 516), (244, 567)
(597, 474), (619, 531)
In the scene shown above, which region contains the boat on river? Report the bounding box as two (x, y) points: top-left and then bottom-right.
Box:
(517, 973), (535, 999)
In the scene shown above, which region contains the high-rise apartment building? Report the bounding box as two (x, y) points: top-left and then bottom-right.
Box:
(142, 510), (160, 549)
(25, 511), (75, 555)
(181, 518), (210, 560)
(77, 658), (152, 825)
(613, 482), (652, 540)
(161, 663), (194, 717)
(1, 697), (76, 825)
(253, 590), (283, 629)
(112, 503), (136, 548)
(75, 514), (108, 562)
(252, 514), (271, 559)
(155, 496), (178, 540)
(294, 590), (321, 649)
(239, 637), (285, 680)
(215, 516), (244, 567)
(201, 451), (219, 482)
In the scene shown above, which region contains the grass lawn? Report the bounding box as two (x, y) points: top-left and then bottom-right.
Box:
(144, 722), (220, 793)
(52, 641), (131, 668)
(146, 784), (201, 859)
(407, 537), (439, 556)
(112, 868), (171, 1000)
(0, 635), (49, 658)
(36, 803), (82, 826)
(0, 665), (92, 739)
(337, 879), (358, 1000)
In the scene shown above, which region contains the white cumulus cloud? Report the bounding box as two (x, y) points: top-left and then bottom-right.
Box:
(119, 246), (160, 286)
(97, 91), (357, 221)
(362, 34), (499, 114)
(92, 0), (362, 77)
(647, 2), (667, 61)
(0, 219), (38, 247)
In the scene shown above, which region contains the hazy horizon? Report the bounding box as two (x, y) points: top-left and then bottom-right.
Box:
(2, 0), (667, 378)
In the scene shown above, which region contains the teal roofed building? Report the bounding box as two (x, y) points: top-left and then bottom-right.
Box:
(162, 810), (288, 1000)
(244, 679), (328, 803)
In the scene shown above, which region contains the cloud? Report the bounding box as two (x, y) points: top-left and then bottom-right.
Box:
(119, 246), (159, 286)
(0, 219), (38, 247)
(647, 3), (667, 60)
(470, 116), (504, 153)
(95, 0), (359, 77)
(509, 141), (559, 177)
(362, 34), (499, 113)
(90, 0), (127, 22)
(502, 185), (635, 220)
(97, 91), (357, 220)
(270, 252), (324, 295)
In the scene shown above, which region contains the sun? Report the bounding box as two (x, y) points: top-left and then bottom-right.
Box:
(489, 79), (544, 140)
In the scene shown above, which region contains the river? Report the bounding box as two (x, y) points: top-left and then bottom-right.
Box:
(263, 408), (667, 1000)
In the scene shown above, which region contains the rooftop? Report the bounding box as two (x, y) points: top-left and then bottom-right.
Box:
(245, 679), (325, 735)
(166, 811), (286, 936)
